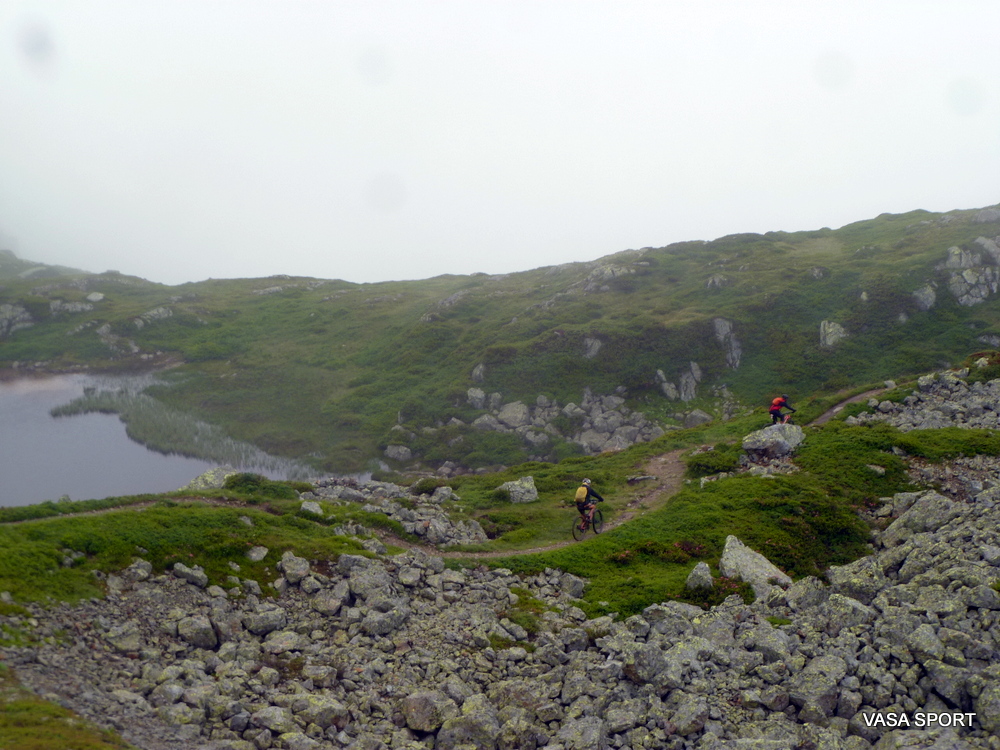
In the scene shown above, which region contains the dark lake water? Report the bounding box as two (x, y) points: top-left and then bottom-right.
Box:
(0, 374), (301, 507)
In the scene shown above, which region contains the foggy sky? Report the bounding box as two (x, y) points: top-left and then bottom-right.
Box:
(1, 1), (998, 286)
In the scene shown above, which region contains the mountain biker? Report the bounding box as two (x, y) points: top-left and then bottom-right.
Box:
(770, 394), (796, 425)
(574, 478), (604, 530)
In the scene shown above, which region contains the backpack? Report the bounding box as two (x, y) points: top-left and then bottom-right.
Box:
(574, 486), (588, 502)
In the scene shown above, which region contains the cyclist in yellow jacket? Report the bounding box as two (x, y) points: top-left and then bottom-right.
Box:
(574, 478), (605, 530)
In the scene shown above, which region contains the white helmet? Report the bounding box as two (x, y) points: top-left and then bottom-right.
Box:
(582, 478), (591, 486)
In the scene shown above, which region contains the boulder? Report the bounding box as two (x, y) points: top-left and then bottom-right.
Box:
(277, 552), (310, 584)
(684, 409), (714, 428)
(788, 654), (848, 717)
(826, 556), (886, 605)
(177, 615), (218, 650)
(384, 444), (412, 462)
(181, 466), (238, 492)
(171, 563), (208, 588)
(497, 401), (530, 428)
(242, 606), (287, 636)
(251, 706), (296, 734)
(685, 562), (714, 591)
(496, 476), (538, 503)
(819, 320), (848, 347)
(718, 535), (791, 599)
(742, 423), (805, 459)
(400, 690), (458, 732)
(104, 620), (142, 653)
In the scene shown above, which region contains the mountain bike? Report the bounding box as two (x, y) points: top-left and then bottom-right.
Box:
(572, 505), (604, 541)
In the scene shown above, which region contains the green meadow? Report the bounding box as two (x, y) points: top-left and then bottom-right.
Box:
(3, 206), (1000, 475)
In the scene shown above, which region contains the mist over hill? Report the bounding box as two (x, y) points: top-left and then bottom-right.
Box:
(2, 203), (1000, 473)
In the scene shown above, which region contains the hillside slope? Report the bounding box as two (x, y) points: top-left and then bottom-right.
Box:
(2, 204), (1000, 472)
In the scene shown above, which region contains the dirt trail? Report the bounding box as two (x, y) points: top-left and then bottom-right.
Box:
(810, 388), (887, 426)
(376, 449), (688, 559)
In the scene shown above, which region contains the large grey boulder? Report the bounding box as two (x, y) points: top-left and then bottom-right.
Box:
(496, 476), (538, 503)
(742, 423), (805, 459)
(497, 401), (530, 428)
(880, 491), (962, 547)
(171, 562), (208, 588)
(251, 706), (296, 734)
(181, 465), (238, 492)
(361, 605), (410, 635)
(177, 615), (218, 650)
(684, 409), (714, 428)
(719, 535), (792, 599)
(242, 606), (287, 636)
(826, 555), (886, 605)
(277, 552), (310, 584)
(400, 690), (458, 732)
(290, 694), (349, 730)
(788, 654), (848, 717)
(685, 562), (714, 591)
(104, 620), (142, 653)
(820, 320), (848, 347)
(349, 561), (394, 600)
(467, 387), (486, 409)
(384, 444), (412, 462)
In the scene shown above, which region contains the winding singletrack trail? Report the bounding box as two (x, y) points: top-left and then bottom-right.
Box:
(376, 449), (688, 560)
(810, 387), (887, 426)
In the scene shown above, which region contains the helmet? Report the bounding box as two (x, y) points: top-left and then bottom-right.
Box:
(782, 394), (789, 399)
(582, 478), (591, 486)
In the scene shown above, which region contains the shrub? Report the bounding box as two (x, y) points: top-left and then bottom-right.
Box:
(683, 576), (755, 609)
(222, 473), (298, 500)
(685, 443), (741, 478)
(410, 478), (445, 496)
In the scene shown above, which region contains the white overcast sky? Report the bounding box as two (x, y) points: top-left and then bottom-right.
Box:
(1, 1), (998, 286)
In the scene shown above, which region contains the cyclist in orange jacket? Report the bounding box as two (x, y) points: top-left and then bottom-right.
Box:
(770, 395), (796, 425)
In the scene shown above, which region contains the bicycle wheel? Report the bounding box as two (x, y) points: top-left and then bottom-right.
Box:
(572, 519), (587, 541)
(592, 509), (604, 534)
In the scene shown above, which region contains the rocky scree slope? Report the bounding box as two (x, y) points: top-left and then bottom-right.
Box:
(4, 485), (1000, 748)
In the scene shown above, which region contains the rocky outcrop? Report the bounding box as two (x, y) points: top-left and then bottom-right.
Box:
(820, 320), (848, 348)
(383, 444), (412, 462)
(582, 263), (635, 292)
(912, 284), (937, 311)
(465, 388), (665, 459)
(713, 318), (742, 369)
(96, 322), (140, 356)
(0, 302), (33, 338)
(304, 478), (488, 547)
(495, 476), (538, 504)
(847, 368), (1000, 432)
(938, 238), (1000, 306)
(50, 299), (94, 314)
(134, 306), (173, 329)
(183, 466), (240, 492)
(583, 337), (603, 359)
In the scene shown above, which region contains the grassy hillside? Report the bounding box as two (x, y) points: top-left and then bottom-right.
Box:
(2, 205), (1000, 472)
